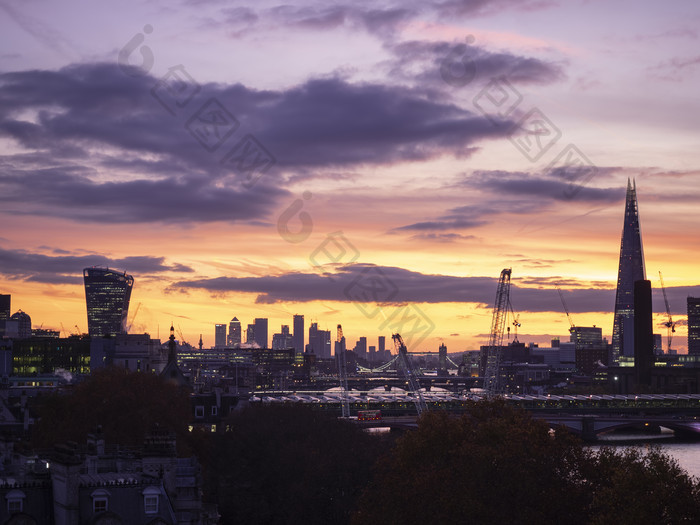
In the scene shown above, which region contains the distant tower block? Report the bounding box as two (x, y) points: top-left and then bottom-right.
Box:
(215, 324), (227, 348)
(83, 267), (134, 337)
(611, 179), (646, 364)
(228, 317), (241, 346)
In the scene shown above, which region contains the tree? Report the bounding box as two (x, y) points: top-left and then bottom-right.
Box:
(30, 367), (191, 450)
(351, 399), (700, 524)
(204, 404), (392, 525)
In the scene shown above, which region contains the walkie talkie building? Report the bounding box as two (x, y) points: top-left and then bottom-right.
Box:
(83, 267), (134, 337)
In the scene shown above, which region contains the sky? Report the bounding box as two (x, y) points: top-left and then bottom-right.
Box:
(1, 0), (699, 353)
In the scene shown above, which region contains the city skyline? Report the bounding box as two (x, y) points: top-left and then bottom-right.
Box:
(1, 1), (700, 352)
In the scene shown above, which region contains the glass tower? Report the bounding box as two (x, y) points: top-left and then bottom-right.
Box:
(227, 317), (241, 346)
(611, 179), (646, 363)
(83, 267), (134, 337)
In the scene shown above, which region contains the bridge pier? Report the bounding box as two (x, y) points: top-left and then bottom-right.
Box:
(581, 417), (597, 442)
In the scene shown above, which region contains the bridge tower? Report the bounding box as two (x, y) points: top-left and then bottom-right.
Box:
(483, 268), (512, 395)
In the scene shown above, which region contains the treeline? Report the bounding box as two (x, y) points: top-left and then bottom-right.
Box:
(31, 370), (700, 524)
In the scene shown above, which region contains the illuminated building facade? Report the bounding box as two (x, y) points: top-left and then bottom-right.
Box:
(12, 335), (91, 375)
(83, 267), (134, 337)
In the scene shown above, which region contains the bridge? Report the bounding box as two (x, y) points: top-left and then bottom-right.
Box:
(250, 391), (700, 441)
(541, 414), (700, 441)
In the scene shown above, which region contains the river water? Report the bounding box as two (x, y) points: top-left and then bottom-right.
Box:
(590, 430), (700, 479)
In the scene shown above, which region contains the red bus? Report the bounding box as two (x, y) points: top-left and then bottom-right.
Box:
(357, 410), (382, 421)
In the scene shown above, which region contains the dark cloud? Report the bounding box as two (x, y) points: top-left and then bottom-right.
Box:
(0, 169), (284, 224)
(393, 197), (548, 234)
(215, 4), (415, 40)
(0, 246), (193, 285)
(431, 0), (556, 18)
(0, 62), (512, 224)
(408, 233), (478, 242)
(175, 262), (620, 313)
(468, 170), (623, 203)
(241, 78), (507, 167)
(385, 40), (565, 87)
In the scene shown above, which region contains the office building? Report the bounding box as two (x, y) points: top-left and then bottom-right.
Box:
(254, 318), (268, 349)
(215, 324), (227, 348)
(272, 325), (294, 350)
(293, 314), (304, 354)
(12, 334), (91, 375)
(354, 337), (367, 360)
(570, 327), (608, 375)
(227, 317), (241, 347)
(611, 179), (646, 363)
(83, 267), (134, 337)
(689, 297), (700, 355)
(308, 323), (331, 358)
(634, 280), (654, 386)
(246, 324), (255, 344)
(0, 294), (9, 320)
(10, 310), (32, 339)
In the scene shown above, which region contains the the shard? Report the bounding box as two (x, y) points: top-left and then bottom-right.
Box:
(611, 178), (646, 363)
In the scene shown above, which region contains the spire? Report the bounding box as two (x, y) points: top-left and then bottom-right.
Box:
(168, 323), (177, 363)
(612, 178), (646, 363)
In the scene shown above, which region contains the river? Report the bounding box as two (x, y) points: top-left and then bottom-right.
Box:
(590, 429), (700, 479)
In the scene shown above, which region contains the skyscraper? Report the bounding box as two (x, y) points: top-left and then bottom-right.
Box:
(227, 317), (241, 347)
(634, 280), (654, 386)
(254, 318), (268, 348)
(215, 324), (227, 348)
(83, 267), (134, 337)
(293, 314), (304, 354)
(611, 179), (646, 363)
(308, 322), (331, 358)
(688, 297), (700, 355)
(272, 325), (293, 349)
(0, 294), (10, 321)
(0, 294), (10, 338)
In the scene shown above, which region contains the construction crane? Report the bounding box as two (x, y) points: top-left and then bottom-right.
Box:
(336, 324), (350, 418)
(659, 271), (676, 353)
(507, 301), (521, 343)
(483, 269), (512, 395)
(176, 325), (188, 346)
(393, 333), (428, 415)
(556, 286), (576, 334)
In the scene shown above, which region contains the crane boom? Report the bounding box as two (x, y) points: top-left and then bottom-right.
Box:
(336, 324), (350, 418)
(556, 286), (575, 331)
(392, 333), (428, 415)
(659, 271), (675, 353)
(483, 269), (512, 395)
